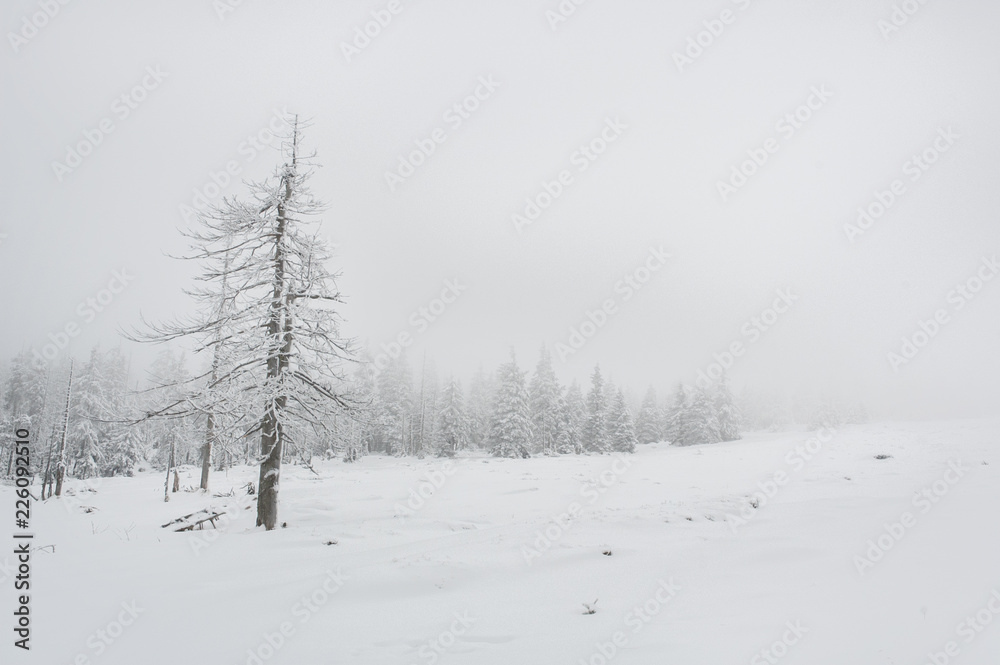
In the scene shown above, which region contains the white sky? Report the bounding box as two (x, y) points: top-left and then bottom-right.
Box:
(2, 0), (999, 418)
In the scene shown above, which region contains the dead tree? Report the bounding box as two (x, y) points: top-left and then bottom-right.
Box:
(53, 359), (74, 498)
(200, 251), (231, 492)
(163, 432), (174, 502)
(131, 116), (357, 531)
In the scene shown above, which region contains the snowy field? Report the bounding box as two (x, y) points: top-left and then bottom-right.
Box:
(4, 419), (999, 665)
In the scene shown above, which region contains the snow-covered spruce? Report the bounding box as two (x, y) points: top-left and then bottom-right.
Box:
(488, 351), (532, 459)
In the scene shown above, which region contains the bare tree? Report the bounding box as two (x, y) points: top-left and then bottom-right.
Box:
(133, 117), (356, 530)
(52, 359), (74, 498)
(200, 251), (231, 491)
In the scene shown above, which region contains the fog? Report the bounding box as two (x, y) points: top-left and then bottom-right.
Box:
(3, 0), (999, 419)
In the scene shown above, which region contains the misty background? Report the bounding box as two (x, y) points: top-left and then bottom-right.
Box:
(2, 0), (999, 419)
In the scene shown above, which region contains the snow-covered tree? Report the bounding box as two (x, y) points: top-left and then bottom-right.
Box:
(488, 351), (532, 458)
(663, 383), (688, 445)
(67, 348), (110, 479)
(466, 365), (494, 450)
(377, 353), (412, 456)
(635, 386), (662, 444)
(48, 346), (137, 481)
(583, 365), (609, 453)
(1, 350), (49, 476)
(435, 377), (468, 456)
(411, 356), (439, 456)
(133, 119), (356, 529)
(528, 345), (561, 455)
(144, 350), (196, 467)
(346, 353), (380, 461)
(712, 376), (742, 442)
(606, 388), (637, 453)
(675, 387), (721, 446)
(3, 350), (48, 426)
(557, 381), (585, 454)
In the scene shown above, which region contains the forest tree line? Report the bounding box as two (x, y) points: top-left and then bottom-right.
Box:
(0, 117), (867, 529)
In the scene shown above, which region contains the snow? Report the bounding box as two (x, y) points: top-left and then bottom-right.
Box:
(3, 419), (999, 664)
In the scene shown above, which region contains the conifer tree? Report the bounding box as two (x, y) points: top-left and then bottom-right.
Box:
(68, 348), (108, 480)
(412, 356), (439, 456)
(583, 365), (609, 453)
(528, 345), (561, 455)
(557, 381), (585, 454)
(377, 353), (412, 456)
(348, 353), (379, 459)
(488, 351), (532, 458)
(2, 350), (48, 476)
(663, 383), (688, 445)
(466, 366), (495, 450)
(635, 386), (662, 444)
(712, 376), (742, 442)
(678, 387), (721, 446)
(607, 388), (637, 453)
(435, 377), (468, 456)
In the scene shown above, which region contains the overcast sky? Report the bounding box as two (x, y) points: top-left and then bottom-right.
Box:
(2, 0), (999, 418)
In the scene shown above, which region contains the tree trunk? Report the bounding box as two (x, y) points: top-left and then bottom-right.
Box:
(257, 119), (297, 530)
(257, 403), (282, 528)
(200, 411), (214, 491)
(41, 428), (55, 499)
(417, 353), (427, 455)
(201, 250), (229, 491)
(54, 360), (74, 498)
(164, 436), (175, 502)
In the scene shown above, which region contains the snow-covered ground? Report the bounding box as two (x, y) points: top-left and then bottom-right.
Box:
(3, 419), (999, 664)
